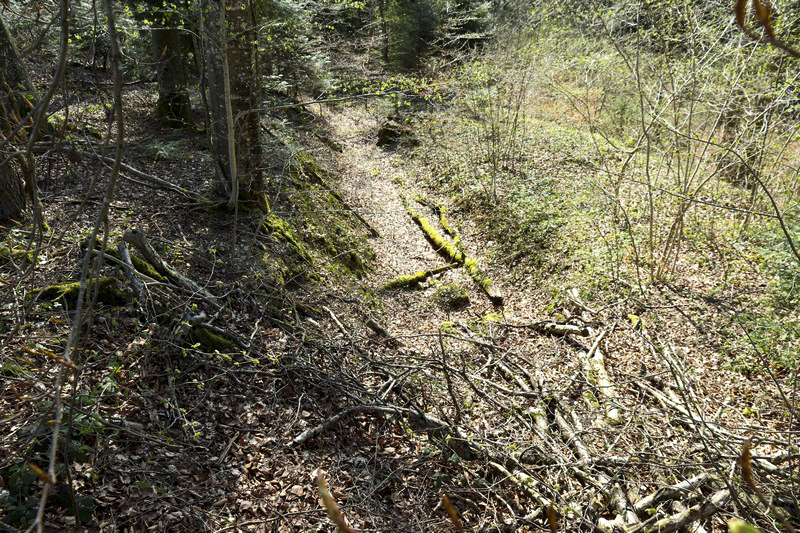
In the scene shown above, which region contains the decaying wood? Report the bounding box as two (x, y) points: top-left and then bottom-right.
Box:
(577, 328), (622, 424)
(122, 227), (220, 307)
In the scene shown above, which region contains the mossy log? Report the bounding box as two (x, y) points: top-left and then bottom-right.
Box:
(34, 277), (128, 307)
(435, 204), (459, 242)
(0, 245), (33, 263)
(381, 263), (457, 290)
(189, 326), (237, 351)
(105, 245), (168, 282)
(407, 205), (503, 306)
(408, 209), (465, 264)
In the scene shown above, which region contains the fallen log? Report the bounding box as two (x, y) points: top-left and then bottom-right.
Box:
(406, 207), (503, 305)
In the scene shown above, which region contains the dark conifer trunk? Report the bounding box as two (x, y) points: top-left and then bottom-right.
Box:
(152, 15), (193, 127)
(0, 13), (33, 222)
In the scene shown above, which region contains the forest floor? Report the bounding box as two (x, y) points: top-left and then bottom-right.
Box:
(1, 66), (799, 533)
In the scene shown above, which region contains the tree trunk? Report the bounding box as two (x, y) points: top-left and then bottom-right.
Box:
(0, 12), (33, 118)
(152, 21), (192, 128)
(0, 12), (33, 222)
(226, 0), (264, 210)
(0, 152), (25, 222)
(202, 0), (266, 211)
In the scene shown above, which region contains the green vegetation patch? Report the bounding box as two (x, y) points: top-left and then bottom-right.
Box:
(262, 214), (313, 264)
(0, 245), (33, 264)
(432, 283), (470, 310)
(281, 151), (375, 280)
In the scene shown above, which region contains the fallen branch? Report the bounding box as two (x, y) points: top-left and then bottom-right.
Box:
(406, 207), (503, 305)
(122, 227), (220, 308)
(628, 489), (730, 533)
(36, 144), (210, 202)
(380, 263), (457, 290)
(116, 241), (147, 317)
(578, 329), (622, 425)
(322, 305), (349, 336)
(633, 471), (714, 517)
(529, 320), (589, 337)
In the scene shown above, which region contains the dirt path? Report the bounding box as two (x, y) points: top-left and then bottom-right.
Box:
(329, 110), (441, 279)
(324, 105), (508, 346)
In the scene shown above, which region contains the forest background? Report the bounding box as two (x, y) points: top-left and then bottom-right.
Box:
(0, 0), (799, 531)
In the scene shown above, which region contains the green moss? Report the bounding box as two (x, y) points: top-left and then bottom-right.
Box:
(262, 214), (312, 264)
(130, 255), (168, 282)
(381, 264), (456, 290)
(413, 195), (431, 207)
(0, 246), (33, 264)
(480, 312), (503, 323)
(439, 321), (458, 334)
(432, 283), (470, 310)
(382, 271), (429, 290)
(436, 204), (458, 240)
(107, 247), (168, 282)
(261, 253), (288, 287)
(463, 258), (491, 291)
(408, 209), (464, 264)
(2, 360), (31, 379)
(189, 327), (236, 351)
(35, 277), (128, 307)
(583, 389), (601, 409)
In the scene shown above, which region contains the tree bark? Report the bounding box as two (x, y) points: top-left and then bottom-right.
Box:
(0, 151), (25, 222)
(152, 19), (192, 128)
(202, 0), (266, 211)
(226, 0), (264, 210)
(0, 12), (33, 121)
(0, 12), (33, 222)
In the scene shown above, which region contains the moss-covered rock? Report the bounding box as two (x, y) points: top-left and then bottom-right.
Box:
(34, 277), (128, 307)
(432, 283), (470, 310)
